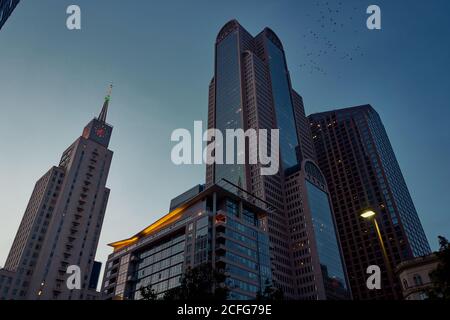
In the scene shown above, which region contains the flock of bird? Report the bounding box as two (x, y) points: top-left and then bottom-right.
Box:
(298, 1), (366, 76)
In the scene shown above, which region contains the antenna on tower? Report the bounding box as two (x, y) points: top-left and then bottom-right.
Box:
(106, 82), (113, 100)
(98, 82), (113, 122)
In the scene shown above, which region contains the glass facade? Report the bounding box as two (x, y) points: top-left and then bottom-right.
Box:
(309, 105), (431, 299)
(306, 181), (348, 297)
(215, 31), (246, 188)
(218, 199), (272, 299)
(209, 22), (350, 299)
(257, 231), (272, 289)
(133, 234), (185, 299)
(102, 185), (273, 300)
(338, 107), (431, 258)
(266, 39), (299, 169)
(0, 0), (20, 30)
(362, 110), (431, 257)
(115, 254), (130, 298)
(194, 215), (210, 264)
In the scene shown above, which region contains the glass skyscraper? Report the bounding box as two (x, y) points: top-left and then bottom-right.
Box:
(0, 0), (20, 31)
(206, 20), (350, 299)
(309, 105), (431, 299)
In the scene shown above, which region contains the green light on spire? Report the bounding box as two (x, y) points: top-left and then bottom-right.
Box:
(98, 83), (113, 123)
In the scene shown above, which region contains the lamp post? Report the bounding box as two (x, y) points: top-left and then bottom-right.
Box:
(360, 210), (393, 282)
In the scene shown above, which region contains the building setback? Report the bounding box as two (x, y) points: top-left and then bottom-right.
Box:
(309, 105), (431, 299)
(101, 183), (272, 300)
(0, 0), (20, 30)
(206, 20), (350, 299)
(0, 88), (114, 300)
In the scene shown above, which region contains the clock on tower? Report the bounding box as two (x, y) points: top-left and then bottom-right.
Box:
(82, 119), (112, 147)
(81, 85), (113, 147)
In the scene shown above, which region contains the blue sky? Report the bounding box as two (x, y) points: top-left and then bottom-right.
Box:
(0, 0), (449, 278)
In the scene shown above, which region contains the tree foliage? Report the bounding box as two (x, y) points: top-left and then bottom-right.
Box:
(256, 279), (284, 301)
(427, 236), (450, 300)
(139, 286), (158, 300)
(140, 264), (228, 301)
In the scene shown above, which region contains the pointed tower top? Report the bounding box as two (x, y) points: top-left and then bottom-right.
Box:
(98, 83), (113, 123)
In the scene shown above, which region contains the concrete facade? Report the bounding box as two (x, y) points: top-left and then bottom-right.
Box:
(0, 92), (114, 300)
(396, 254), (439, 300)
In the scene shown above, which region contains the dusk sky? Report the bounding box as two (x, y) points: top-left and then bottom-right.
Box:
(0, 0), (449, 281)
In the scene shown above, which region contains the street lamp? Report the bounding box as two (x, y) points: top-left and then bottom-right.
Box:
(360, 210), (393, 280)
(361, 210), (376, 219)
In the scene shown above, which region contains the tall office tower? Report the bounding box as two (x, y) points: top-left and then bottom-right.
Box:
(0, 0), (20, 30)
(309, 105), (431, 299)
(206, 20), (350, 299)
(0, 87), (114, 300)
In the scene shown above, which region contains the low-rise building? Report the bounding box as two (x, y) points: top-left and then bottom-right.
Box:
(101, 183), (273, 300)
(396, 254), (439, 300)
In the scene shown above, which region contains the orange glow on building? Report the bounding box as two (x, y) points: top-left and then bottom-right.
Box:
(108, 206), (186, 251)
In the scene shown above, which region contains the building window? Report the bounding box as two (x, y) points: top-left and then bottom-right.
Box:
(226, 200), (239, 217)
(413, 274), (423, 286)
(418, 292), (428, 300)
(402, 279), (408, 289)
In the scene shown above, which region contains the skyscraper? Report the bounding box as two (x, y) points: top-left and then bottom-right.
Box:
(206, 20), (350, 299)
(0, 87), (114, 300)
(309, 105), (431, 299)
(0, 0), (20, 31)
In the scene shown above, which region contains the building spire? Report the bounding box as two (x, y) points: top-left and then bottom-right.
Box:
(98, 83), (113, 123)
